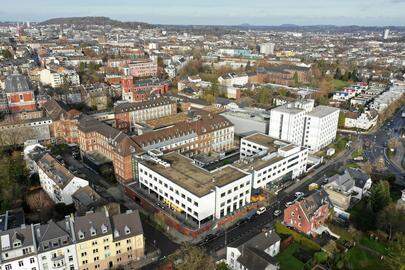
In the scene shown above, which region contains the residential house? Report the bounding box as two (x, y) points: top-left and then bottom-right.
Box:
(36, 153), (89, 204)
(324, 168), (372, 212)
(226, 229), (281, 270)
(283, 190), (331, 236)
(0, 224), (39, 270)
(344, 110), (378, 130)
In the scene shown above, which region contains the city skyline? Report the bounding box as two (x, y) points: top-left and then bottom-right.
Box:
(2, 0), (405, 26)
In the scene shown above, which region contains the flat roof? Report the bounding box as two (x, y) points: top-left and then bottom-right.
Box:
(140, 152), (248, 197)
(238, 155), (285, 171)
(145, 113), (189, 129)
(272, 105), (304, 114)
(243, 133), (277, 151)
(307, 105), (339, 117)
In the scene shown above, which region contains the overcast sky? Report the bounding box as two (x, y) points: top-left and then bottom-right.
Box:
(2, 0), (405, 26)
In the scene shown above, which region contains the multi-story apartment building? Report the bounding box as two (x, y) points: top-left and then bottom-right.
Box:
(43, 99), (81, 144)
(344, 110), (378, 130)
(132, 114), (234, 156)
(268, 100), (339, 152)
(73, 210), (144, 270)
(0, 224), (39, 270)
(125, 59), (157, 78)
(39, 67), (80, 88)
(137, 152), (252, 226)
(114, 98), (177, 132)
(218, 73), (249, 87)
(268, 105), (306, 146)
(34, 219), (79, 270)
(302, 106), (340, 152)
(77, 115), (141, 183)
(238, 133), (308, 189)
(0, 210), (144, 270)
(36, 153), (89, 204)
(4, 75), (36, 112)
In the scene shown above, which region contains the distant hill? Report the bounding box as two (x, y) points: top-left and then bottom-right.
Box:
(39, 16), (151, 29)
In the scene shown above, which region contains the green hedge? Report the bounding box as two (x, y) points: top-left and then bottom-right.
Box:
(275, 222), (321, 251)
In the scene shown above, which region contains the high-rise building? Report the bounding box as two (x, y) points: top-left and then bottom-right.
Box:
(268, 100), (339, 152)
(259, 42), (275, 55)
(383, 28), (390, 40)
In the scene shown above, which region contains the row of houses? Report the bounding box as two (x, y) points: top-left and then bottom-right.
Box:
(0, 209), (144, 270)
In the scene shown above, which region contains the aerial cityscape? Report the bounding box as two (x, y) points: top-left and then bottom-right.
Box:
(0, 1), (404, 270)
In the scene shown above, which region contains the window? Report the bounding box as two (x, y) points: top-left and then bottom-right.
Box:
(30, 258), (35, 263)
(194, 202), (198, 207)
(5, 264), (11, 270)
(220, 192), (225, 198)
(19, 261), (24, 267)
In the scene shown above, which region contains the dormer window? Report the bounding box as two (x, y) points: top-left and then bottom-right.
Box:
(114, 229), (120, 238)
(124, 226), (131, 235)
(90, 227), (96, 236)
(101, 224), (108, 234)
(78, 230), (85, 240)
(13, 240), (21, 248)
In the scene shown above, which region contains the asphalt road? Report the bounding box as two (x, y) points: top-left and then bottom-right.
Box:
(362, 107), (404, 183)
(200, 108), (405, 256)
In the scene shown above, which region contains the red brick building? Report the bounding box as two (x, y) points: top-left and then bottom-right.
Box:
(4, 74), (36, 112)
(43, 99), (81, 144)
(77, 115), (141, 183)
(283, 190), (330, 236)
(121, 76), (169, 102)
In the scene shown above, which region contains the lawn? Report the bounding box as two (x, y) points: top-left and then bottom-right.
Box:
(360, 237), (389, 255)
(351, 148), (364, 158)
(332, 79), (350, 90)
(327, 222), (354, 241)
(276, 243), (306, 270)
(345, 246), (385, 270)
(346, 163), (360, 169)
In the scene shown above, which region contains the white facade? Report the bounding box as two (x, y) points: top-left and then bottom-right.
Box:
(138, 158), (251, 223)
(38, 168), (89, 205)
(36, 244), (78, 270)
(344, 111), (378, 130)
(39, 69), (80, 88)
(240, 134), (308, 189)
(218, 73), (249, 87)
(0, 225), (39, 270)
(268, 101), (339, 153)
(226, 231), (280, 270)
(268, 106), (305, 146)
(259, 43), (275, 55)
(303, 106), (339, 152)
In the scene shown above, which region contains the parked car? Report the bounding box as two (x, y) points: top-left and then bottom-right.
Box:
(285, 201), (295, 207)
(295, 192), (304, 198)
(273, 209), (282, 217)
(256, 206), (266, 215)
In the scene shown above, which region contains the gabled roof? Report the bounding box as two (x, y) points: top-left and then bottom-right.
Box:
(73, 211), (111, 243)
(299, 190), (330, 219)
(4, 74), (31, 93)
(37, 153), (76, 189)
(111, 210), (143, 241)
(237, 246), (277, 270)
(0, 225), (34, 252)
